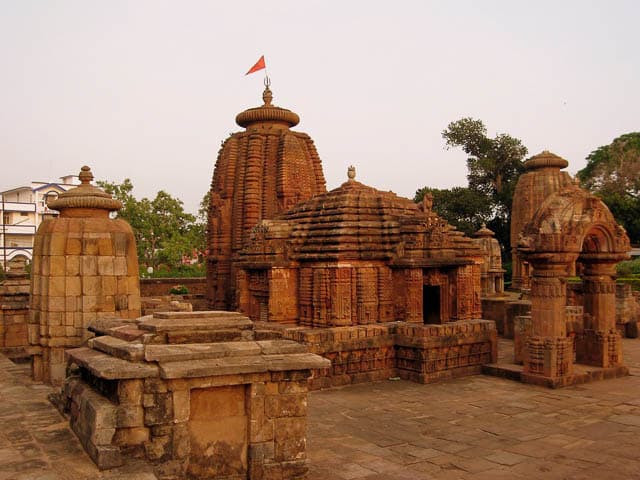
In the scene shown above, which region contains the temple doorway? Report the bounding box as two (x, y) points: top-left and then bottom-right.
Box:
(423, 285), (441, 324)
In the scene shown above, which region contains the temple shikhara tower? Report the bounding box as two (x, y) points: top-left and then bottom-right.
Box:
(207, 84), (326, 309)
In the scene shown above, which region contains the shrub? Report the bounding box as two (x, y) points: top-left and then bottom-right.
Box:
(169, 284), (189, 295)
(617, 258), (640, 276)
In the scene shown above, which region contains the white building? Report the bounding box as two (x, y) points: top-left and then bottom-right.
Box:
(1, 175), (79, 270)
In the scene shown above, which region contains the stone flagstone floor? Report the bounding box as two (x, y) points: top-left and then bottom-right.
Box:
(1, 338), (640, 479)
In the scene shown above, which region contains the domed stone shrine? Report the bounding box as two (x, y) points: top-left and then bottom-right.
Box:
(207, 85), (327, 310)
(472, 223), (505, 297)
(236, 167), (497, 388)
(510, 150), (574, 290)
(29, 166), (141, 385)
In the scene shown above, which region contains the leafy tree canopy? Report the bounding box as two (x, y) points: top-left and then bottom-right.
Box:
(442, 117), (528, 217)
(414, 186), (492, 237)
(413, 118), (528, 259)
(577, 132), (640, 243)
(97, 179), (206, 269)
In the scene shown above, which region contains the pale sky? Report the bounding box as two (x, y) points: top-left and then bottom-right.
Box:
(1, 0), (638, 214)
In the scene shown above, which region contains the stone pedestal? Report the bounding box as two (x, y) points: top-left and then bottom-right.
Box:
(523, 336), (574, 380)
(61, 311), (328, 479)
(575, 329), (622, 368)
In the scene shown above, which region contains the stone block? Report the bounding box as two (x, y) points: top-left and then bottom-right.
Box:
(83, 238), (100, 256)
(81, 256), (98, 276)
(144, 393), (173, 425)
(98, 256), (115, 276)
(65, 276), (81, 296)
(66, 237), (82, 255)
(113, 426), (149, 446)
(274, 417), (306, 462)
(82, 276), (101, 296)
(116, 405), (144, 428)
(265, 394), (307, 418)
(144, 434), (171, 461)
(118, 378), (144, 404)
(172, 389), (190, 423)
(65, 256), (80, 276)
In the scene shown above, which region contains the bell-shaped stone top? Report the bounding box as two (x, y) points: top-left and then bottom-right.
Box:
(524, 150), (569, 171)
(47, 166), (122, 215)
(474, 223), (495, 238)
(235, 85), (300, 128)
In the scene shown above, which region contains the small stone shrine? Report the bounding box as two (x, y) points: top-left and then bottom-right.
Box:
(29, 166), (141, 385)
(61, 310), (328, 479)
(236, 167), (497, 388)
(207, 85), (327, 310)
(472, 223), (505, 297)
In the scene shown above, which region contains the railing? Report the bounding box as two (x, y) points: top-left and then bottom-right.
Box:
(0, 224), (36, 235)
(0, 202), (36, 213)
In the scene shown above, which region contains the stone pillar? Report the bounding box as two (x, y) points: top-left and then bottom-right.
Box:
(523, 255), (576, 381)
(578, 254), (624, 367)
(29, 166), (141, 385)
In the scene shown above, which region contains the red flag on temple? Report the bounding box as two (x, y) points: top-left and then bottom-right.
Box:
(245, 55), (266, 75)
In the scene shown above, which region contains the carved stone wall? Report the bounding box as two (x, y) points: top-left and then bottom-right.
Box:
(238, 171), (484, 327)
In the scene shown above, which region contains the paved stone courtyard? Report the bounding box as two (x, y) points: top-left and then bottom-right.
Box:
(1, 339), (640, 479)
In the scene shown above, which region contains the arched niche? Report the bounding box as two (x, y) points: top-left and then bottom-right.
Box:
(517, 185), (630, 379)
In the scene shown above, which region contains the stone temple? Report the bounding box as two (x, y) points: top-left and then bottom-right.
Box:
(201, 87), (500, 390)
(235, 167), (497, 388)
(13, 86), (635, 480)
(207, 86), (326, 310)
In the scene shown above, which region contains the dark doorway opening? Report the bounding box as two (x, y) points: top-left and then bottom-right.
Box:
(423, 285), (441, 324)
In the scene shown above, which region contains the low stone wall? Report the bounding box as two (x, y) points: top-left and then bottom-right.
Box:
(139, 278), (207, 297)
(264, 320), (497, 390)
(395, 320), (497, 383)
(283, 325), (396, 390)
(481, 297), (531, 338)
(568, 282), (639, 337)
(0, 274), (30, 360)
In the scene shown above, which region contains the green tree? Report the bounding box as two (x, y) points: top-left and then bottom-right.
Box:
(414, 118), (527, 256)
(577, 132), (640, 243)
(442, 117), (528, 218)
(414, 187), (492, 236)
(98, 179), (205, 269)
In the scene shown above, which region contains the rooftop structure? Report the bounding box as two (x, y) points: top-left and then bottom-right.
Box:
(0, 174), (79, 269)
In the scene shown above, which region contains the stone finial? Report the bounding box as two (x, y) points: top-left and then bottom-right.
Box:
(347, 165), (356, 181)
(235, 84), (300, 128)
(524, 150), (569, 171)
(262, 86), (273, 106)
(47, 165), (122, 213)
(78, 165), (94, 185)
(474, 222), (495, 237)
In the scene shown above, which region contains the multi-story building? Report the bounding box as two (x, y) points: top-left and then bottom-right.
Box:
(0, 175), (79, 270)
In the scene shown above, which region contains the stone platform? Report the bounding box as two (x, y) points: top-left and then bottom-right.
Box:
(2, 338), (640, 478)
(482, 338), (630, 388)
